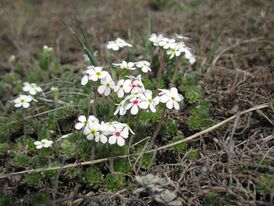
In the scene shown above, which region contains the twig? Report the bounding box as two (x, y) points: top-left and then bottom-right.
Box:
(0, 103), (270, 179)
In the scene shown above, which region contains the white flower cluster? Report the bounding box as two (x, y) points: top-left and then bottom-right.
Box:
(12, 82), (42, 108)
(149, 33), (196, 64)
(113, 60), (151, 73)
(75, 115), (134, 146)
(106, 38), (132, 51)
(81, 64), (184, 115)
(34, 139), (53, 149)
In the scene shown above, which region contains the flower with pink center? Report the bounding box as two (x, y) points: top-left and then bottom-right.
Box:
(108, 128), (129, 146)
(125, 97), (143, 115)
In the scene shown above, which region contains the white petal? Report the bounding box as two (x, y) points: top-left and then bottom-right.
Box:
(150, 104), (156, 112)
(36, 145), (43, 149)
(100, 135), (108, 144)
(131, 105), (139, 115)
(109, 136), (116, 144)
(139, 101), (149, 109)
(75, 122), (84, 130)
(97, 85), (105, 94)
(15, 103), (22, 108)
(78, 115), (86, 122)
(117, 89), (124, 98)
(166, 100), (173, 109)
(117, 137), (125, 146)
(86, 134), (94, 140)
(81, 75), (89, 85)
(160, 95), (170, 103)
(23, 102), (30, 108)
(174, 101), (180, 110)
(104, 87), (111, 96)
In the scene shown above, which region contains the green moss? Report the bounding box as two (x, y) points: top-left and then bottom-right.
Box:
(12, 136), (36, 154)
(23, 173), (43, 186)
(13, 155), (29, 167)
(139, 110), (161, 124)
(205, 192), (234, 206)
(113, 159), (131, 173)
(0, 125), (9, 143)
(141, 153), (154, 169)
(104, 174), (125, 192)
(83, 167), (103, 185)
(256, 175), (274, 198)
(180, 73), (202, 104)
(31, 192), (49, 206)
(171, 136), (187, 152)
(0, 143), (8, 155)
(187, 102), (211, 131)
(0, 193), (14, 206)
(59, 138), (77, 158)
(187, 150), (199, 160)
(161, 119), (178, 136)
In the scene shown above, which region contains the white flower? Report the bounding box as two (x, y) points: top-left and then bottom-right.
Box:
(166, 43), (182, 59)
(107, 41), (120, 51)
(106, 38), (132, 51)
(139, 90), (159, 113)
(126, 75), (145, 94)
(125, 96), (143, 115)
(34, 139), (53, 149)
(149, 33), (164, 46)
(135, 61), (151, 73)
(97, 76), (115, 96)
(122, 123), (135, 135)
(83, 122), (101, 140)
(116, 38), (132, 47)
(113, 61), (136, 71)
(184, 49), (196, 64)
(108, 127), (129, 146)
(114, 79), (131, 98)
(81, 66), (95, 85)
(158, 87), (184, 110)
(89, 66), (109, 82)
(159, 38), (176, 49)
(75, 115), (99, 130)
(13, 95), (35, 108)
(23, 82), (42, 95)
(114, 101), (127, 116)
(94, 123), (108, 144)
(43, 45), (53, 53)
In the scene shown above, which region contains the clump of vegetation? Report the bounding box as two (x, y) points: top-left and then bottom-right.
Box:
(0, 17), (212, 204)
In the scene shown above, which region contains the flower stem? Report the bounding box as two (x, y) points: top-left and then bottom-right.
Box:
(170, 59), (180, 87)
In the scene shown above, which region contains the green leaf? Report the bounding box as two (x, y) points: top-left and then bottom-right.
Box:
(104, 174), (125, 192)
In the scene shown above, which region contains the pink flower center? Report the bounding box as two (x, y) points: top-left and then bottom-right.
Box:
(131, 83), (138, 89)
(159, 92), (164, 96)
(115, 131), (121, 137)
(133, 100), (139, 105)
